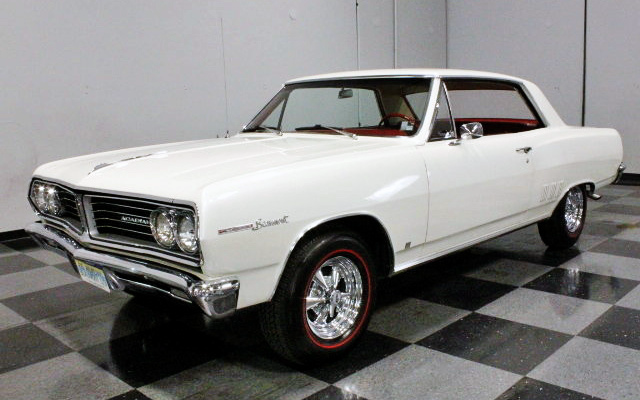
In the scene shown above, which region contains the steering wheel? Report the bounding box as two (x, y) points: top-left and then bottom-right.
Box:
(378, 113), (416, 127)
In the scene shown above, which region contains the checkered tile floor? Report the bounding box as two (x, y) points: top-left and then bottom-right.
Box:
(1, 185), (640, 400)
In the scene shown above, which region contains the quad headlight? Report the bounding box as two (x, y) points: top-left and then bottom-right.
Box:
(150, 208), (199, 254)
(150, 209), (176, 248)
(176, 213), (198, 254)
(30, 182), (64, 216)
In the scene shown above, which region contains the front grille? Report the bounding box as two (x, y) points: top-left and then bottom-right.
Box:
(87, 196), (156, 244)
(85, 195), (201, 266)
(57, 187), (82, 230)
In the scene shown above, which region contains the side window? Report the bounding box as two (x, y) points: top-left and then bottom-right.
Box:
(429, 85), (455, 141)
(444, 79), (544, 135)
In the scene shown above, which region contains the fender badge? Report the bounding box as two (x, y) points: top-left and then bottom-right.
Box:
(218, 216), (289, 235)
(252, 216), (289, 231)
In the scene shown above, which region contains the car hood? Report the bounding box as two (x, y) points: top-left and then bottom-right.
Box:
(34, 134), (397, 201)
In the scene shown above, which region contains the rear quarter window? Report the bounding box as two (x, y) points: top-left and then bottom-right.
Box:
(444, 79), (544, 135)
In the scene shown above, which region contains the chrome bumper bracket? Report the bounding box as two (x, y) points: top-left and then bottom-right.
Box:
(614, 162), (626, 184)
(587, 192), (602, 201)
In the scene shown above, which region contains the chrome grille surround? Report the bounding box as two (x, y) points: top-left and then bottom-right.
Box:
(29, 178), (202, 271)
(84, 194), (201, 264)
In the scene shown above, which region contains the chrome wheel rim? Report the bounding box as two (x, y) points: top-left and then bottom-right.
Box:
(564, 187), (584, 233)
(304, 255), (363, 340)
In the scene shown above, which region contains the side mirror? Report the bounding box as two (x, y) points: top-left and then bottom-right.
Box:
(459, 122), (484, 140)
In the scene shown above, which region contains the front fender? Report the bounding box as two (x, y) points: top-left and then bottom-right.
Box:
(196, 144), (428, 308)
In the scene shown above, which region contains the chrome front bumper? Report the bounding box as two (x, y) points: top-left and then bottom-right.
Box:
(25, 222), (239, 319)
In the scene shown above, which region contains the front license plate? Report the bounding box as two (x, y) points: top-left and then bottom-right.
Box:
(75, 260), (110, 292)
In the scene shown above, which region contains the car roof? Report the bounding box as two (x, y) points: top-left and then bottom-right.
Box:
(284, 68), (566, 128)
(285, 69), (524, 84)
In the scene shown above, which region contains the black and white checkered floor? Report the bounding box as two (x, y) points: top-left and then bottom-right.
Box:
(1, 185), (640, 400)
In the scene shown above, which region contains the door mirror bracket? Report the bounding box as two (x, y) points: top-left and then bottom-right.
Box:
(449, 122), (484, 146)
(459, 122), (484, 139)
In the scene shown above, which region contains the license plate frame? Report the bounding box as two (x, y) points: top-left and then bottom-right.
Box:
(75, 259), (111, 292)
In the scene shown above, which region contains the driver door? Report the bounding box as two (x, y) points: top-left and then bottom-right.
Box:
(421, 81), (534, 253)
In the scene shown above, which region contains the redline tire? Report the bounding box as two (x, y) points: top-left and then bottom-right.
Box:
(259, 231), (376, 365)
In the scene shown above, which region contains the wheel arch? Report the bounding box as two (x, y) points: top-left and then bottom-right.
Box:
(282, 214), (394, 285)
(547, 180), (593, 214)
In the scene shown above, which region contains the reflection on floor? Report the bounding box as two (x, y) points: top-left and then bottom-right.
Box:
(1, 185), (640, 400)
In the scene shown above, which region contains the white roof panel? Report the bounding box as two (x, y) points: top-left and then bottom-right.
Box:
(285, 69), (524, 84)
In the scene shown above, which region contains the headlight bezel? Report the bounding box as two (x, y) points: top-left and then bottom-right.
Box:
(150, 208), (178, 249)
(30, 182), (48, 212)
(150, 207), (200, 255)
(176, 212), (198, 254)
(44, 185), (64, 216)
(29, 181), (65, 216)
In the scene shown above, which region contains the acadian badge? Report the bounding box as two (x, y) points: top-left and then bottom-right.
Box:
(120, 215), (150, 226)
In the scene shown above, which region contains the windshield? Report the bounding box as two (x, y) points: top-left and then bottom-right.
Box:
(244, 78), (432, 137)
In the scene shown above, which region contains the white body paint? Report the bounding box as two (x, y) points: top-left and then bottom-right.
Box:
(31, 69), (624, 309)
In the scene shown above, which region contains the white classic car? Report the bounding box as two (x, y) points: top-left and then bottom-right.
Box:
(26, 69), (624, 364)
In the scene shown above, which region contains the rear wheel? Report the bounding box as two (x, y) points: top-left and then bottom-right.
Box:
(259, 231), (375, 365)
(538, 185), (587, 249)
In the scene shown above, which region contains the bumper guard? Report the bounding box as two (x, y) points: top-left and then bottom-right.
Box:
(614, 162), (626, 184)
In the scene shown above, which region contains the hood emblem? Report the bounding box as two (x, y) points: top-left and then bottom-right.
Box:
(92, 163), (111, 172)
(89, 153), (154, 174)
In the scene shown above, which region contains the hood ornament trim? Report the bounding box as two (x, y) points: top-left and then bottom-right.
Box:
(89, 153), (154, 174)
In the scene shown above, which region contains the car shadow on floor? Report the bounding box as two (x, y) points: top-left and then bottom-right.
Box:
(97, 235), (584, 385)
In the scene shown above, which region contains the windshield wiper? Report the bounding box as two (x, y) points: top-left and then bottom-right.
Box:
(295, 124), (357, 140)
(244, 125), (283, 136)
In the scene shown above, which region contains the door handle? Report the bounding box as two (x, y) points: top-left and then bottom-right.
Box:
(516, 147), (532, 154)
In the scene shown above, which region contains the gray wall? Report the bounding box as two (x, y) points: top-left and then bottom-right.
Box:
(447, 0), (640, 173)
(585, 0), (640, 173)
(447, 0), (585, 126)
(396, 0), (446, 68)
(0, 0), (448, 231)
(358, 0), (395, 69)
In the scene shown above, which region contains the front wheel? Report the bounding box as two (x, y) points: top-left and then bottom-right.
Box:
(538, 185), (587, 249)
(259, 231), (376, 365)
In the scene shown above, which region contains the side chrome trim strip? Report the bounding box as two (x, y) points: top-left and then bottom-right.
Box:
(218, 224), (254, 235)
